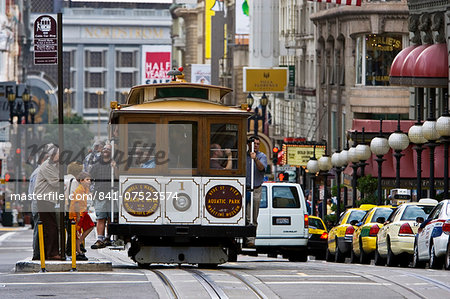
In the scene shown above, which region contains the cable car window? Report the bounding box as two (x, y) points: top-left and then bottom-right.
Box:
(209, 123), (238, 170)
(156, 87), (208, 100)
(260, 186), (267, 209)
(272, 186), (300, 208)
(127, 122), (156, 168)
(168, 121), (197, 169)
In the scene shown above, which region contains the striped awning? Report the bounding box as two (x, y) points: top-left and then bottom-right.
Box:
(308, 0), (362, 6)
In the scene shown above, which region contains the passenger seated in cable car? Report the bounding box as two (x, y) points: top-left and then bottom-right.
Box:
(210, 143), (232, 170)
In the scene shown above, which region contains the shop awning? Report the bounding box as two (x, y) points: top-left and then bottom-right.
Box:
(413, 43), (448, 88)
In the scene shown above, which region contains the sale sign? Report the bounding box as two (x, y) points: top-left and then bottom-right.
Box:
(141, 45), (172, 84)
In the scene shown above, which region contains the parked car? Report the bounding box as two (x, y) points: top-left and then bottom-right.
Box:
(413, 199), (450, 269)
(308, 215), (328, 260)
(326, 204), (376, 263)
(250, 182), (309, 262)
(351, 206), (396, 264)
(375, 198), (438, 267)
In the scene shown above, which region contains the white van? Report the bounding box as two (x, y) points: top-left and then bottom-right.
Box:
(249, 182), (309, 261)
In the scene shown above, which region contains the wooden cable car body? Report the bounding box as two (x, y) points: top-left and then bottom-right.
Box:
(108, 82), (255, 266)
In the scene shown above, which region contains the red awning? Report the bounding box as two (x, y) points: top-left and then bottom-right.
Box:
(413, 43), (448, 87)
(389, 45), (417, 85)
(399, 44), (429, 86)
(308, 0), (362, 6)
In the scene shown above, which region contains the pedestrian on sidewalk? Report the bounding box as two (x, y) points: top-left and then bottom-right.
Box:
(69, 172), (95, 261)
(64, 161), (83, 255)
(34, 144), (61, 260)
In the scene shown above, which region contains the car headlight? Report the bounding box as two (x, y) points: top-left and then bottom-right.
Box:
(173, 193), (191, 211)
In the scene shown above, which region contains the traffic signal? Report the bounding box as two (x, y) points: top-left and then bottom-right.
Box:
(277, 172), (289, 182)
(272, 146), (279, 165)
(5, 173), (10, 182)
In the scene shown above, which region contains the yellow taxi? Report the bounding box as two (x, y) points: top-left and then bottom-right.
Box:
(375, 198), (438, 267)
(326, 204), (376, 263)
(351, 206), (396, 264)
(307, 216), (328, 260)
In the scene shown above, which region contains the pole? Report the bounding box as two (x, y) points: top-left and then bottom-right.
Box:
(444, 140), (449, 200)
(249, 142), (255, 225)
(71, 220), (76, 271)
(414, 145), (423, 201)
(322, 173), (328, 221)
(375, 155), (385, 205)
(311, 175), (316, 216)
(38, 221), (46, 272)
(428, 142), (436, 198)
(351, 163), (358, 207)
(393, 150), (403, 188)
(57, 12), (65, 260)
(336, 168), (341, 224)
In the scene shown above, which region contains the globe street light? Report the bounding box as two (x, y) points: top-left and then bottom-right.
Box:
(370, 120), (390, 205)
(356, 128), (372, 200)
(318, 154), (332, 220)
(348, 136), (360, 207)
(408, 102), (427, 201)
(436, 95), (450, 199)
(307, 146), (320, 216)
(388, 116), (410, 189)
(422, 97), (441, 198)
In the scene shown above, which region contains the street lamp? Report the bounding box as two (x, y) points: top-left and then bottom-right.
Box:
(370, 120), (390, 205)
(348, 136), (360, 207)
(408, 103), (428, 201)
(356, 128), (372, 200)
(22, 88), (30, 124)
(318, 154), (332, 220)
(307, 146), (320, 216)
(436, 94), (450, 199)
(422, 97), (441, 198)
(388, 116), (410, 189)
(96, 90), (104, 138)
(260, 93), (268, 135)
(64, 88), (73, 116)
(332, 147), (345, 223)
(7, 86), (16, 124)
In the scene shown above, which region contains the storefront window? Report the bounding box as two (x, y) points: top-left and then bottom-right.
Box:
(355, 34), (403, 86)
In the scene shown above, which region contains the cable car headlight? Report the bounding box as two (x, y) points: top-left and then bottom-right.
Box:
(173, 193), (191, 211)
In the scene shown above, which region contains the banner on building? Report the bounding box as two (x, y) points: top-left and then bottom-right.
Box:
(243, 67), (288, 93)
(235, 0), (250, 45)
(307, 0), (362, 6)
(141, 45), (171, 85)
(191, 64), (211, 84)
(283, 144), (326, 167)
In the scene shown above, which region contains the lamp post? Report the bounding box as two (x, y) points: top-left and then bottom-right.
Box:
(7, 86), (16, 124)
(318, 154), (332, 221)
(21, 89), (30, 124)
(260, 93), (268, 135)
(356, 128), (372, 200)
(348, 136), (360, 207)
(307, 146), (320, 216)
(408, 103), (427, 201)
(64, 88), (73, 116)
(422, 97), (441, 198)
(332, 144), (346, 223)
(370, 120), (390, 205)
(388, 116), (410, 189)
(436, 93), (450, 199)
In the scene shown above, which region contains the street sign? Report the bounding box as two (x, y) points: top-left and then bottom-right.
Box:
(34, 15), (57, 65)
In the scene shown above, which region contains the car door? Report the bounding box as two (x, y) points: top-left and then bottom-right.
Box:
(256, 186), (270, 241)
(418, 203), (443, 259)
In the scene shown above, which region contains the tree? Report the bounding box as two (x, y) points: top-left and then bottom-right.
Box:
(357, 175), (378, 206)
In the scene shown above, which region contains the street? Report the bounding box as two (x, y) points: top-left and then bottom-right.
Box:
(1, 226), (449, 299)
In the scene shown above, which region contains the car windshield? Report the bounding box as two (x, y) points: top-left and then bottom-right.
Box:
(346, 210), (367, 224)
(400, 205), (435, 221)
(309, 218), (325, 230)
(372, 208), (395, 222)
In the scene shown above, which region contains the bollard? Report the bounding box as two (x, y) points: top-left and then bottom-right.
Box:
(71, 220), (77, 271)
(37, 221), (46, 272)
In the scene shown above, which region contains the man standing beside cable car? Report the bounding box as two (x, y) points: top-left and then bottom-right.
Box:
(246, 136), (267, 228)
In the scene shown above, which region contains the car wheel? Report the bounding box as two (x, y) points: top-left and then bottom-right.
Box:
(326, 248), (334, 262)
(429, 243), (443, 269)
(386, 240), (398, 267)
(335, 242), (345, 263)
(359, 241), (370, 265)
(374, 246), (386, 266)
(350, 249), (358, 264)
(412, 242), (425, 268)
(227, 245), (238, 262)
(445, 241), (450, 270)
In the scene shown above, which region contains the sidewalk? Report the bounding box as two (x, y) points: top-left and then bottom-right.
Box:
(15, 227), (115, 272)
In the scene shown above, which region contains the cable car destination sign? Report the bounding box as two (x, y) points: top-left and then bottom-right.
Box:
(283, 144), (326, 167)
